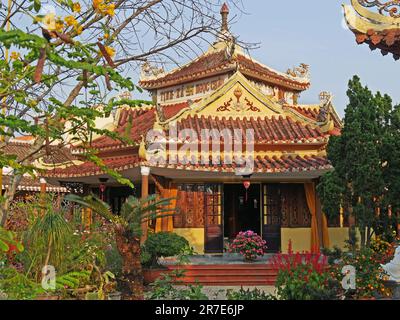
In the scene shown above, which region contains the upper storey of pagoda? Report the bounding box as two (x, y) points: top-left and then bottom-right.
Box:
(344, 0), (400, 59)
(139, 4), (310, 106)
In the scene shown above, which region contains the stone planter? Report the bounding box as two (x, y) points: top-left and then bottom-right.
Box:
(384, 280), (400, 300)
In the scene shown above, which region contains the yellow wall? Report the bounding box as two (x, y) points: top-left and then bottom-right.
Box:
(281, 228), (351, 253)
(174, 228), (205, 254)
(281, 228), (311, 253)
(328, 228), (350, 250)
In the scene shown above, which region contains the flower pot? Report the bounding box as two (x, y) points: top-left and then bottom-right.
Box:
(143, 268), (172, 285)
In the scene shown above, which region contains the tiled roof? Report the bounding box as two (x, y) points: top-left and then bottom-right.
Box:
(2, 142), (76, 165)
(45, 154), (141, 178)
(285, 105), (342, 131)
(2, 175), (67, 192)
(162, 100), (201, 119)
(159, 154), (331, 173)
(44, 153), (330, 178)
(84, 107), (156, 151)
(139, 51), (310, 91)
(174, 115), (326, 144)
(353, 29), (400, 59)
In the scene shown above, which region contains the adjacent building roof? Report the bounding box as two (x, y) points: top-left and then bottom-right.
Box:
(344, 0), (400, 59)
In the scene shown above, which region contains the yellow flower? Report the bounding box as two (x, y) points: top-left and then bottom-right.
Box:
(55, 20), (65, 32)
(42, 12), (56, 31)
(75, 24), (83, 35)
(106, 3), (115, 16)
(64, 15), (78, 26)
(10, 51), (20, 60)
(103, 33), (109, 39)
(73, 2), (81, 13)
(93, 0), (103, 10)
(105, 46), (115, 58)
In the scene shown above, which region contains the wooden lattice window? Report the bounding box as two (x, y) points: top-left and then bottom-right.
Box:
(280, 184), (311, 228)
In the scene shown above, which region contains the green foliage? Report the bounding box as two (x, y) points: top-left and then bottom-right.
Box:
(0, 226), (23, 253)
(142, 232), (189, 267)
(65, 194), (175, 238)
(330, 247), (391, 299)
(318, 76), (400, 246)
(272, 250), (338, 300)
(226, 287), (276, 300)
(55, 270), (91, 290)
(0, 267), (44, 300)
(147, 272), (208, 300)
(27, 202), (72, 268)
(105, 242), (123, 277)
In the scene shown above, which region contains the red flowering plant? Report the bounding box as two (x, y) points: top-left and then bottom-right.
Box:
(229, 231), (267, 261)
(271, 241), (339, 300)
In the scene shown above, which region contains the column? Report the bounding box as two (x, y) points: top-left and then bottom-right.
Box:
(140, 166), (150, 243)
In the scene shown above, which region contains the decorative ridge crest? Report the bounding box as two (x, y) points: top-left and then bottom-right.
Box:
(358, 0), (400, 18)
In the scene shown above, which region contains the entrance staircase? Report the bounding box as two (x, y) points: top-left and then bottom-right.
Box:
(144, 263), (278, 286)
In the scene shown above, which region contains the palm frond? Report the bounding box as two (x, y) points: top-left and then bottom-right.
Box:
(65, 194), (117, 223)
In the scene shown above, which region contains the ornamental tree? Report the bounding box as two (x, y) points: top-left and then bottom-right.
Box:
(317, 76), (398, 247)
(0, 0), (243, 226)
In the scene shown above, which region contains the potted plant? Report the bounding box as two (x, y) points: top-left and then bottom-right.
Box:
(228, 230), (267, 262)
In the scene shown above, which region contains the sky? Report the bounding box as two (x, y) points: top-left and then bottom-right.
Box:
(138, 0), (400, 118)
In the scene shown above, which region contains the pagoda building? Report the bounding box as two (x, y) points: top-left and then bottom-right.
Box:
(42, 4), (345, 254)
(344, 0), (400, 59)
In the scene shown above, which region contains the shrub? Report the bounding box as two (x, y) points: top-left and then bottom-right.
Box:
(143, 232), (189, 267)
(271, 243), (337, 300)
(330, 247), (391, 299)
(229, 230), (267, 261)
(226, 287), (276, 300)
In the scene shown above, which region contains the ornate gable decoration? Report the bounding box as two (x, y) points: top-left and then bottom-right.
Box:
(160, 71), (283, 123)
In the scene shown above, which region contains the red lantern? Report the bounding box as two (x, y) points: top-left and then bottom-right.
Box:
(99, 184), (106, 201)
(243, 180), (251, 202)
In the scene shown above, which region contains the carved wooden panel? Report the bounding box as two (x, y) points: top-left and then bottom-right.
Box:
(280, 184), (311, 228)
(174, 184), (205, 228)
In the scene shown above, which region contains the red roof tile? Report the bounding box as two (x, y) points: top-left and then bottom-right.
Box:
(85, 108), (156, 151)
(174, 115), (326, 144)
(45, 154), (141, 178)
(352, 29), (400, 59)
(139, 51), (310, 91)
(152, 154), (331, 173)
(44, 153), (330, 178)
(285, 105), (342, 130)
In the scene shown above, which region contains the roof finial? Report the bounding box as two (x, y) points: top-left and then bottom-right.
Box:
(220, 3), (229, 32)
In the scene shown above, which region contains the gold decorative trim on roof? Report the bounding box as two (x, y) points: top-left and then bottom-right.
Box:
(344, 0), (400, 31)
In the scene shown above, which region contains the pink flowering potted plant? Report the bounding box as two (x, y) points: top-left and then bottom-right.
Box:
(229, 230), (267, 262)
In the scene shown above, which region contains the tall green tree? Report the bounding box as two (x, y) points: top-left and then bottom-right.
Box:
(318, 76), (398, 247)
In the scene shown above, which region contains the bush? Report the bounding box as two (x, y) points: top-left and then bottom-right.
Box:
(229, 230), (267, 261)
(143, 232), (189, 267)
(330, 247), (391, 299)
(271, 244), (338, 300)
(226, 287), (276, 300)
